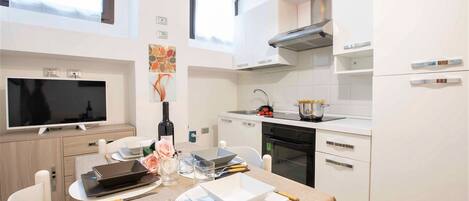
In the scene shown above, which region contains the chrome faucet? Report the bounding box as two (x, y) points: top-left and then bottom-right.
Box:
(253, 89), (271, 106)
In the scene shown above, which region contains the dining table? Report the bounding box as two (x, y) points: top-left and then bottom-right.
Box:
(72, 142), (336, 201)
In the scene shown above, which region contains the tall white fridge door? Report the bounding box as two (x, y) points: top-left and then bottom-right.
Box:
(374, 0), (468, 76)
(371, 71), (468, 201)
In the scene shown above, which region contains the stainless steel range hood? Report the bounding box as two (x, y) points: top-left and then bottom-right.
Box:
(268, 0), (332, 51)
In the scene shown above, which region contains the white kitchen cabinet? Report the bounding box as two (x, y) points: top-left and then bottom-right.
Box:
(218, 117), (262, 153)
(332, 0), (373, 56)
(316, 129), (371, 162)
(373, 0), (468, 76)
(315, 152), (370, 201)
(315, 130), (371, 201)
(371, 71), (468, 201)
(233, 0), (298, 69)
(332, 0), (373, 75)
(232, 13), (250, 69)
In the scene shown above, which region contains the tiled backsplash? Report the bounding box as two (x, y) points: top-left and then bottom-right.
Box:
(237, 47), (372, 117)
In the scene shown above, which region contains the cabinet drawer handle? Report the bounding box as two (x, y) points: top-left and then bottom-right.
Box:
(237, 63), (248, 68)
(89, 139), (114, 146)
(411, 58), (463, 69)
(50, 166), (56, 192)
(410, 77), (462, 86)
(343, 41), (371, 50)
(88, 141), (98, 146)
(242, 122), (256, 127)
(326, 141), (354, 149)
(325, 159), (353, 169)
(221, 119), (233, 123)
(257, 59), (272, 64)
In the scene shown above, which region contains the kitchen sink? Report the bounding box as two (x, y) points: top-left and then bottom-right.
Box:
(228, 110), (258, 115)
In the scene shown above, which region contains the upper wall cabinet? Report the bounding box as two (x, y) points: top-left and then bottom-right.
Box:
(373, 0), (468, 76)
(332, 0), (373, 75)
(233, 0), (298, 69)
(332, 0), (373, 55)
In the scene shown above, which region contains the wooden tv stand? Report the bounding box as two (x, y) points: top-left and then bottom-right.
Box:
(0, 124), (136, 201)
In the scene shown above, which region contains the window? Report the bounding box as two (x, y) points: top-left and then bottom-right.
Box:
(190, 0), (236, 46)
(1, 0), (114, 24)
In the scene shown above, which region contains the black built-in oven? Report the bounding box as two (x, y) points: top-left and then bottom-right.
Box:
(262, 122), (315, 187)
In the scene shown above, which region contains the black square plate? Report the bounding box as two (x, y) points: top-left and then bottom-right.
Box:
(92, 160), (148, 188)
(81, 171), (159, 197)
(191, 148), (237, 166)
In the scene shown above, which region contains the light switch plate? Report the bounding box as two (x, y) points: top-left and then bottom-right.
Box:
(157, 31), (168, 39)
(157, 16), (168, 25)
(201, 127), (210, 134)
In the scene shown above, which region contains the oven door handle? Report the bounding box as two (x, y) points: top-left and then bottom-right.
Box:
(269, 138), (314, 151)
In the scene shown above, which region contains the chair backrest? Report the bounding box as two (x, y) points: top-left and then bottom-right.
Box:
(225, 146), (264, 168)
(7, 170), (51, 201)
(98, 136), (153, 154)
(219, 140), (271, 171)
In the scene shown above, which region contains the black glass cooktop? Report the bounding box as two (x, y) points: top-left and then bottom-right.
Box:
(268, 112), (345, 122)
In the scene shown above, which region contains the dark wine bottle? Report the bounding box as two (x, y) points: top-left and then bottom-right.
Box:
(158, 101), (175, 145)
(85, 100), (93, 119)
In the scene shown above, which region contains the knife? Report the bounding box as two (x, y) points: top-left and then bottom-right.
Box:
(275, 191), (300, 201)
(227, 164), (248, 169)
(113, 192), (157, 201)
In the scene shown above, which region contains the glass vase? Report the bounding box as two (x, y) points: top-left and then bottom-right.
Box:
(160, 157), (179, 186)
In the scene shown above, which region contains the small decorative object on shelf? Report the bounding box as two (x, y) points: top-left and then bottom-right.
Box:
(158, 101), (175, 145)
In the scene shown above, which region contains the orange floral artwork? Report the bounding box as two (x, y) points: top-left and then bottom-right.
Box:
(149, 44), (177, 102)
(149, 44), (176, 73)
(149, 73), (176, 102)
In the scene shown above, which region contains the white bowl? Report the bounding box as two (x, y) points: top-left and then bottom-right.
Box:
(126, 140), (153, 155)
(200, 173), (275, 201)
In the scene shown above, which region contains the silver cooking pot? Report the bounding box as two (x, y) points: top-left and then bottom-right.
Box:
(298, 100), (329, 121)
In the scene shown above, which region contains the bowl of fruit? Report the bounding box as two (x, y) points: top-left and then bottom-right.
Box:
(257, 105), (273, 117)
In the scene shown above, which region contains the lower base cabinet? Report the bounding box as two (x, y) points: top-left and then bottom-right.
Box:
(0, 124), (135, 201)
(0, 138), (63, 201)
(315, 152), (370, 201)
(218, 117), (262, 153)
(315, 129), (371, 201)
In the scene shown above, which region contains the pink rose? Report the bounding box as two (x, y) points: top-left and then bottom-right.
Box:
(142, 151), (160, 173)
(156, 138), (175, 159)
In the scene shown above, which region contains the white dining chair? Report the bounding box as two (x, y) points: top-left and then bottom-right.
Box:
(73, 136), (153, 180)
(98, 136), (153, 154)
(7, 170), (51, 201)
(218, 140), (272, 172)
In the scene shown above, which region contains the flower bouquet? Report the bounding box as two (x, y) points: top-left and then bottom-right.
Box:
(141, 138), (179, 185)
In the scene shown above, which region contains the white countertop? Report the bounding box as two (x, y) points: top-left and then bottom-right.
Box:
(219, 112), (372, 136)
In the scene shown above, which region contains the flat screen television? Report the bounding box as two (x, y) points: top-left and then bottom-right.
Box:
(6, 77), (107, 134)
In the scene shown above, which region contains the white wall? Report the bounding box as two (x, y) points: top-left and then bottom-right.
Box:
(0, 0), (234, 142)
(0, 52), (133, 133)
(237, 47), (373, 117)
(188, 68), (238, 148)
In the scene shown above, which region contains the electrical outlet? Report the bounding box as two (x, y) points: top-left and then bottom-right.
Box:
(43, 68), (59, 77)
(201, 127), (210, 134)
(67, 69), (82, 78)
(157, 16), (168, 25)
(157, 31), (168, 39)
(189, 131), (197, 143)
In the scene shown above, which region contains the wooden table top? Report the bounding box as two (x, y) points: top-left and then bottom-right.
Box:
(74, 143), (335, 201)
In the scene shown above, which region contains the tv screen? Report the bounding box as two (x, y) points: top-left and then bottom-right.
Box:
(7, 78), (107, 128)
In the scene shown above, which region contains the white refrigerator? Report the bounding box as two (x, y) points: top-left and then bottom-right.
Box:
(371, 0), (468, 200)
